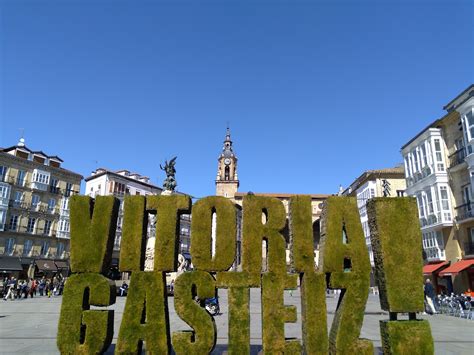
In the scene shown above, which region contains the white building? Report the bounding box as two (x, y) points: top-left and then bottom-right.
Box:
(343, 167), (406, 284)
(85, 168), (192, 267)
(401, 84), (474, 294)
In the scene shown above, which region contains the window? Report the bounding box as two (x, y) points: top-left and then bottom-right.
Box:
(5, 238), (15, 255)
(65, 182), (73, 197)
(416, 194), (425, 218)
(26, 217), (36, 233)
(412, 149), (419, 173)
(426, 189), (434, 214)
(48, 198), (56, 212)
(14, 191), (23, 204)
(0, 184), (9, 200)
(470, 228), (474, 245)
(439, 186), (450, 210)
(40, 241), (49, 256)
(466, 110), (474, 140)
(44, 220), (52, 235)
(0, 210), (5, 230)
(16, 170), (26, 186)
(57, 242), (65, 258)
(0, 166), (7, 182)
(32, 194), (40, 209)
(23, 240), (33, 256)
(61, 198), (69, 210)
(113, 182), (125, 195)
(50, 178), (59, 193)
(434, 139), (445, 171)
(9, 215), (18, 231)
(59, 219), (70, 232)
(32, 170), (50, 185)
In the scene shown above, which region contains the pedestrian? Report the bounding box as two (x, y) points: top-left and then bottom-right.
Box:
(39, 277), (46, 296)
(424, 279), (437, 314)
(27, 278), (33, 298)
(58, 279), (64, 296)
(3, 277), (16, 301)
(119, 282), (129, 297)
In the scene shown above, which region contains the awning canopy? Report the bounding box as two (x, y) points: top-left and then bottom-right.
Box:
(36, 259), (58, 272)
(0, 256), (23, 272)
(439, 259), (474, 276)
(423, 261), (449, 275)
(55, 261), (68, 269)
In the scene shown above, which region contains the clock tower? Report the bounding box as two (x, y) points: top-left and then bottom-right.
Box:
(216, 127), (239, 198)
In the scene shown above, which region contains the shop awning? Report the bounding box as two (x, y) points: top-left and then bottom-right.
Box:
(0, 256), (23, 272)
(55, 261), (68, 269)
(36, 259), (58, 272)
(423, 261), (449, 274)
(439, 259), (474, 276)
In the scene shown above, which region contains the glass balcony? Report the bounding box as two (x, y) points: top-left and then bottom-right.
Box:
(455, 203), (474, 222)
(424, 246), (446, 262)
(464, 242), (474, 256)
(448, 147), (467, 168)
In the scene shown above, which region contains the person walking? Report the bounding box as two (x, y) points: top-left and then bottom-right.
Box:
(38, 277), (46, 296)
(424, 279), (437, 314)
(3, 277), (16, 301)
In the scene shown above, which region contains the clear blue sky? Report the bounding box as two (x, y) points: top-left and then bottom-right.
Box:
(1, 0), (473, 197)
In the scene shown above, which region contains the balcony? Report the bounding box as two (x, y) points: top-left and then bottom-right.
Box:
(424, 246), (446, 262)
(448, 148), (467, 169)
(0, 195), (9, 207)
(57, 231), (70, 239)
(30, 181), (48, 191)
(9, 200), (30, 210)
(419, 212), (443, 228)
(464, 242), (474, 256)
(455, 203), (474, 223)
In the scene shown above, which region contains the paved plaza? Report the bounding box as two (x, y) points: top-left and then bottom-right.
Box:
(0, 289), (473, 354)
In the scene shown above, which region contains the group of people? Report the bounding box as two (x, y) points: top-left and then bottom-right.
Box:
(2, 275), (65, 300)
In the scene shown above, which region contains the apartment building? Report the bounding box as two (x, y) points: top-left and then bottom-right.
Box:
(401, 84), (474, 294)
(0, 139), (82, 276)
(85, 168), (192, 269)
(342, 167), (406, 285)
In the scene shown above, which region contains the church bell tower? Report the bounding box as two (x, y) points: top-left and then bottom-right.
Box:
(216, 128), (239, 199)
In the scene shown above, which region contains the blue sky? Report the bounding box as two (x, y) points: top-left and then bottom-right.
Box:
(1, 0), (473, 197)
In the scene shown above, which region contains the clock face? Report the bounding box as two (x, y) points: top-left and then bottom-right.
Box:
(224, 158), (231, 165)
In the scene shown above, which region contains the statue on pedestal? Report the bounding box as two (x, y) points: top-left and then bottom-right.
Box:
(160, 156), (177, 192)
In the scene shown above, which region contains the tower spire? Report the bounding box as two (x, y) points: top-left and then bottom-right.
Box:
(216, 126), (239, 199)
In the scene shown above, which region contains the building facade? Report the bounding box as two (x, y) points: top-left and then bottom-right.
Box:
(0, 139), (82, 276)
(401, 84), (474, 294)
(85, 168), (192, 269)
(342, 167), (407, 286)
(214, 128), (329, 269)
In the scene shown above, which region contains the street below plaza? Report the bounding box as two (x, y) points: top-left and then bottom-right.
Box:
(0, 289), (472, 354)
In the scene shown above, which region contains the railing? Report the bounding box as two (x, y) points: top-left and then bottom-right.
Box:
(0, 196), (9, 207)
(464, 242), (474, 255)
(9, 200), (30, 210)
(57, 231), (70, 239)
(419, 212), (442, 227)
(448, 148), (467, 169)
(0, 174), (79, 196)
(455, 203), (474, 222)
(424, 246), (446, 262)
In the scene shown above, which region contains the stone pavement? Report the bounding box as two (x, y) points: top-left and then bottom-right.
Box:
(0, 289), (473, 354)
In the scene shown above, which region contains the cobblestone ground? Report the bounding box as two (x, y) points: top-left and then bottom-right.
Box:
(0, 289), (473, 354)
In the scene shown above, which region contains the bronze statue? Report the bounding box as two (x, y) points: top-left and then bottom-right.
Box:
(160, 156), (177, 191)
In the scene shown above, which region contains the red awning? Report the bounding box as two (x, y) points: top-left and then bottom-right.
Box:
(423, 261), (449, 274)
(439, 259), (474, 276)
